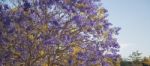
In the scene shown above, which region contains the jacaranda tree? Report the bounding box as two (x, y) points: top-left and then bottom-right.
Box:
(0, 0), (121, 66)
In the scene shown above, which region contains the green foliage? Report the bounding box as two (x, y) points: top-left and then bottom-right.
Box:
(129, 50), (142, 62)
(121, 51), (150, 66)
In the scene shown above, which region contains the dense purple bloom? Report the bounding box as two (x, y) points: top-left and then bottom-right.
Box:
(73, 15), (84, 27)
(0, 4), (2, 11)
(68, 59), (74, 65)
(4, 4), (9, 10)
(77, 52), (88, 61)
(103, 21), (112, 29)
(8, 28), (15, 33)
(23, 1), (31, 11)
(51, 20), (59, 26)
(3, 51), (11, 60)
(63, 35), (72, 45)
(73, 15), (80, 22)
(44, 37), (58, 45)
(0, 30), (2, 36)
(102, 62), (110, 66)
(3, 17), (11, 26)
(0, 0), (120, 65)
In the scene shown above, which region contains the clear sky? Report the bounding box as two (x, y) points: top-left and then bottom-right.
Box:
(102, 0), (150, 58)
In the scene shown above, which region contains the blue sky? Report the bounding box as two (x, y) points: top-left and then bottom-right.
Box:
(102, 0), (150, 58)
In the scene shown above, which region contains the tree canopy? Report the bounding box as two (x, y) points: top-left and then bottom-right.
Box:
(0, 0), (120, 66)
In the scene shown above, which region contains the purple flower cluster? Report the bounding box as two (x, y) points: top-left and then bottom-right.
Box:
(0, 0), (120, 66)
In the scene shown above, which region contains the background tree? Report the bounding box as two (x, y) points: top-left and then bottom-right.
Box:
(129, 51), (142, 62)
(0, 0), (120, 66)
(128, 51), (142, 66)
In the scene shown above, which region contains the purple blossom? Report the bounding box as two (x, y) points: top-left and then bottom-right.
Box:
(63, 35), (72, 45)
(73, 15), (84, 27)
(44, 37), (59, 46)
(77, 52), (88, 61)
(68, 59), (74, 65)
(23, 1), (31, 11)
(51, 20), (59, 26)
(0, 4), (2, 11)
(3, 16), (11, 26)
(4, 4), (9, 10)
(0, 0), (120, 65)
(102, 62), (110, 66)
